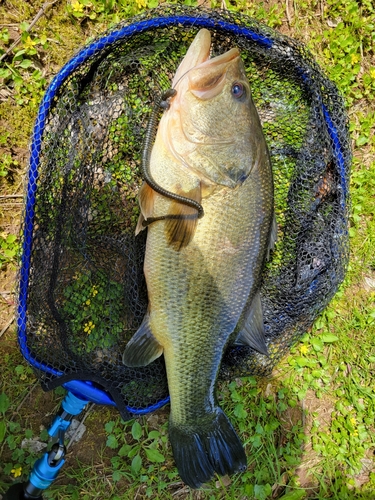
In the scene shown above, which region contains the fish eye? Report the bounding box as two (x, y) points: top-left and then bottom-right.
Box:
(231, 82), (245, 99)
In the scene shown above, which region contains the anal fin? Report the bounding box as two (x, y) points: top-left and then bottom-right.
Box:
(122, 314), (163, 367)
(165, 185), (202, 251)
(235, 291), (268, 356)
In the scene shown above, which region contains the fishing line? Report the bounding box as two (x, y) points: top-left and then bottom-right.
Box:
(141, 88), (204, 228)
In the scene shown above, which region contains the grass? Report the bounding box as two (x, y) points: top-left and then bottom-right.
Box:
(0, 0), (375, 499)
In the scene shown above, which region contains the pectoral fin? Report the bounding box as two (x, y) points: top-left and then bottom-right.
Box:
(235, 292), (269, 356)
(165, 185), (202, 251)
(122, 314), (163, 367)
(266, 214), (278, 260)
(135, 182), (156, 235)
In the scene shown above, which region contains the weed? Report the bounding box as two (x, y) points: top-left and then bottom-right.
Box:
(61, 271), (125, 354)
(103, 417), (175, 492)
(0, 153), (19, 180)
(0, 364), (47, 484)
(0, 233), (19, 270)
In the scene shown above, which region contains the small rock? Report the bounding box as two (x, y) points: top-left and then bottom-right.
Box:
(364, 276), (375, 291)
(327, 17), (342, 28)
(146, 414), (159, 428)
(65, 418), (86, 444)
(360, 458), (375, 472)
(215, 475), (232, 488)
(21, 438), (48, 454)
(264, 383), (274, 398)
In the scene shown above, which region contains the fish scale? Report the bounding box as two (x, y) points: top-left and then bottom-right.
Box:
(146, 158), (272, 418)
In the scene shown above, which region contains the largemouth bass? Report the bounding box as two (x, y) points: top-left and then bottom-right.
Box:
(123, 29), (275, 488)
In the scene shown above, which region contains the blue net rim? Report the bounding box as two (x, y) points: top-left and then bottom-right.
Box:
(17, 11), (348, 415)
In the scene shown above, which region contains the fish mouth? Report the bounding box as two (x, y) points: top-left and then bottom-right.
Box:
(172, 29), (212, 88)
(172, 29), (240, 92)
(188, 48), (240, 99)
(196, 47), (240, 69)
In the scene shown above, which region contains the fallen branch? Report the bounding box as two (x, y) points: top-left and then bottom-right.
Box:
(0, 0), (60, 63)
(0, 194), (24, 199)
(16, 381), (39, 413)
(0, 315), (15, 338)
(285, 0), (294, 26)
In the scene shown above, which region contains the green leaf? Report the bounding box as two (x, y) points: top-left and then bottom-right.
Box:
(106, 434), (118, 449)
(0, 421), (6, 442)
(15, 365), (24, 375)
(0, 393), (10, 414)
(0, 68), (11, 78)
(3, 249), (15, 258)
(40, 429), (49, 441)
(20, 22), (30, 32)
(297, 390), (306, 401)
(311, 338), (324, 351)
(278, 489), (307, 500)
(320, 334), (339, 343)
(145, 447), (165, 463)
(131, 454), (142, 474)
(254, 483), (272, 500)
(13, 49), (26, 60)
(147, 430), (160, 439)
(128, 445), (140, 458)
(104, 421), (115, 433)
(255, 423), (264, 435)
(131, 421), (142, 440)
(118, 444), (131, 457)
(234, 403), (248, 419)
(19, 59), (32, 69)
(295, 356), (309, 367)
(252, 435), (262, 448)
(356, 135), (369, 146)
(112, 470), (122, 482)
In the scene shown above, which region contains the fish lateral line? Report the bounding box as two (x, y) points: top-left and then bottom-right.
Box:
(141, 88), (205, 220)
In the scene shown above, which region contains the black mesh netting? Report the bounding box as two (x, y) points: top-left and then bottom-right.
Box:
(18, 6), (351, 420)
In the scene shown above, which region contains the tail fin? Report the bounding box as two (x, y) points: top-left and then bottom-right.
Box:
(169, 408), (247, 489)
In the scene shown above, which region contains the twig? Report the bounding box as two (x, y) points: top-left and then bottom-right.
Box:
(0, 315), (15, 338)
(16, 381), (39, 412)
(0, 0), (60, 63)
(301, 398), (306, 427)
(285, 0), (293, 26)
(221, 0), (228, 10)
(0, 194), (24, 199)
(66, 403), (95, 449)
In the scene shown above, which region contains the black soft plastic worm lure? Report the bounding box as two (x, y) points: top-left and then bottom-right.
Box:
(141, 89), (204, 227)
